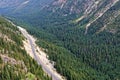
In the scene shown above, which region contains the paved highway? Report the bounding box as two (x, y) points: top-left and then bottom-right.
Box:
(19, 27), (64, 80)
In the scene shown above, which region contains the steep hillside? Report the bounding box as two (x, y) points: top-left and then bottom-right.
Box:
(0, 0), (120, 80)
(0, 17), (51, 80)
(0, 0), (24, 14)
(0, 0), (53, 15)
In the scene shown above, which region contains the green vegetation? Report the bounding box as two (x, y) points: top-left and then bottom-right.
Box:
(0, 17), (51, 80)
(25, 72), (36, 80)
(0, 57), (2, 64)
(6, 1), (120, 80)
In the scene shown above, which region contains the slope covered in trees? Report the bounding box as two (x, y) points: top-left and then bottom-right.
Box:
(0, 17), (51, 80)
(2, 0), (120, 80)
(9, 1), (120, 80)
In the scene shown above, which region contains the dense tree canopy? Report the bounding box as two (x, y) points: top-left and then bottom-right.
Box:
(6, 1), (120, 80)
(0, 17), (51, 80)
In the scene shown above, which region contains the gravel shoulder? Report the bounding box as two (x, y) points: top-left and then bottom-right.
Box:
(18, 27), (65, 80)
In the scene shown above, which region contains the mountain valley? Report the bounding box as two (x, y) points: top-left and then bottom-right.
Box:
(0, 0), (120, 80)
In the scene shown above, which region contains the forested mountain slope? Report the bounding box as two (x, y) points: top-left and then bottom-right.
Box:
(0, 0), (53, 15)
(0, 17), (51, 80)
(0, 0), (120, 80)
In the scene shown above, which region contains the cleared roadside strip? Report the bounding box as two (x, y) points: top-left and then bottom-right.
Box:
(5, 18), (65, 80)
